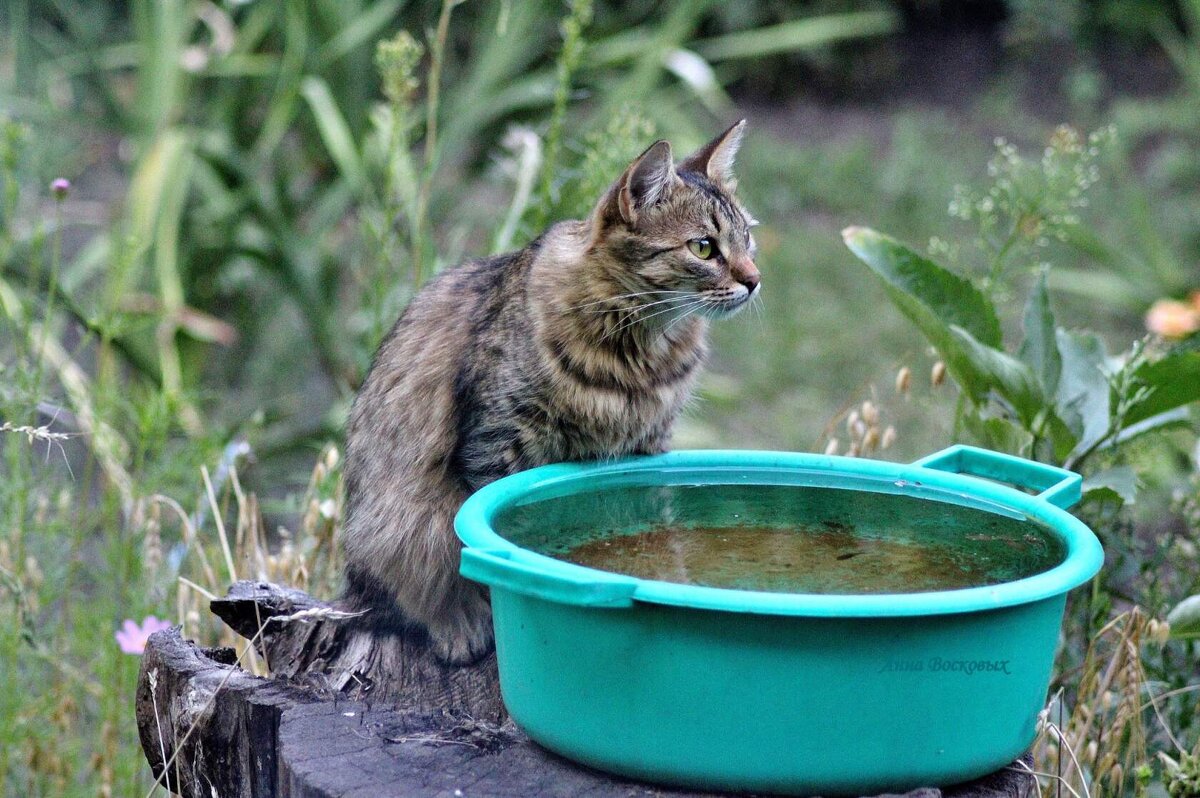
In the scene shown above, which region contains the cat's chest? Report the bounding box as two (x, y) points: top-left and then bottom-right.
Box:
(538, 377), (692, 457)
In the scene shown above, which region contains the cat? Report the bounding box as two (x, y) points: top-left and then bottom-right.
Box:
(342, 120), (760, 664)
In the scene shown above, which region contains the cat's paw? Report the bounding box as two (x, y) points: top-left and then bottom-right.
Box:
(428, 601), (495, 666)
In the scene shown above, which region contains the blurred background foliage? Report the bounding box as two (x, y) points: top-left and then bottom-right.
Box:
(1, 0), (1200, 794)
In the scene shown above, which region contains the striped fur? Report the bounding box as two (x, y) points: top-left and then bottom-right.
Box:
(342, 121), (759, 663)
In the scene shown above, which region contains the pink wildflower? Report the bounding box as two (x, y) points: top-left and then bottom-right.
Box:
(115, 616), (172, 655)
(50, 178), (70, 199)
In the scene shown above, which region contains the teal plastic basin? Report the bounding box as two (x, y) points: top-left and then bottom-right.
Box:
(455, 446), (1104, 795)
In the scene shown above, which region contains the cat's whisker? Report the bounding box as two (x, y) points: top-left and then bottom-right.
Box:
(567, 290), (691, 312)
(748, 292), (765, 334)
(582, 293), (700, 315)
(602, 296), (709, 342)
(622, 296), (712, 339)
(663, 296), (717, 336)
(603, 294), (704, 338)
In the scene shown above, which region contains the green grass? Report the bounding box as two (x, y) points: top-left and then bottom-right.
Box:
(2, 1), (1200, 795)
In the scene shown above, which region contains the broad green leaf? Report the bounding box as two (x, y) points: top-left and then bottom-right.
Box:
(949, 325), (1045, 426)
(1018, 271), (1061, 397)
(842, 228), (1002, 346)
(1055, 329), (1111, 456)
(1082, 466), (1138, 506)
(1124, 336), (1200, 428)
(842, 227), (1002, 404)
(1167, 595), (1200, 640)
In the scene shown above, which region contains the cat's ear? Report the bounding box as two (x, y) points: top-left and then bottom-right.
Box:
(620, 140), (678, 224)
(680, 119), (746, 185)
(594, 140), (678, 230)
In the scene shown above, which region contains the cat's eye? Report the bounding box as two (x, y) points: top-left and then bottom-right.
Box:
(687, 238), (716, 260)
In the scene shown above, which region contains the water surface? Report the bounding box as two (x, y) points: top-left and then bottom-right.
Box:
(494, 483), (1064, 594)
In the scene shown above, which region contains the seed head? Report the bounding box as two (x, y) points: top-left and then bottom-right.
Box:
(881, 426), (897, 449)
(845, 410), (860, 435)
(931, 361), (947, 387)
(861, 400), (879, 426)
(824, 438), (839, 456)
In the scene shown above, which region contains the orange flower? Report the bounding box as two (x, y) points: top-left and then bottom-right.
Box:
(1146, 299), (1200, 339)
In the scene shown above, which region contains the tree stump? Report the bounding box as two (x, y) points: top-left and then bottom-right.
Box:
(135, 580), (1039, 798)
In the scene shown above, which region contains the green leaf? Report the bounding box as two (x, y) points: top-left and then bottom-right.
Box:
(1055, 329), (1112, 455)
(300, 77), (365, 190)
(959, 413), (1034, 457)
(1082, 466), (1138, 506)
(1111, 407), (1193, 446)
(316, 0), (407, 68)
(1018, 271), (1062, 397)
(1167, 595), (1200, 640)
(1039, 407), (1081, 463)
(949, 325), (1046, 426)
(842, 228), (1002, 346)
(691, 11), (898, 62)
(1124, 336), (1200, 428)
(842, 227), (1003, 403)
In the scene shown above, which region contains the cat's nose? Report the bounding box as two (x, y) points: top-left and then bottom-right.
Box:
(733, 257), (760, 293)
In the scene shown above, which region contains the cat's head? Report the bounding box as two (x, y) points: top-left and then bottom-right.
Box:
(588, 120), (759, 321)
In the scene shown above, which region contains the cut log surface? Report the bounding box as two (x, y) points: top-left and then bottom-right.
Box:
(136, 580), (1038, 798)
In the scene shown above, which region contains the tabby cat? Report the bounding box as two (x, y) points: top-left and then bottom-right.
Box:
(343, 121), (760, 664)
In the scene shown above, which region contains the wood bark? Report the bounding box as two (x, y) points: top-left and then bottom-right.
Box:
(135, 580), (1039, 798)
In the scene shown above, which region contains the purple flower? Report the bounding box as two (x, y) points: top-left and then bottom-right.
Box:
(50, 178), (70, 199)
(115, 615), (172, 655)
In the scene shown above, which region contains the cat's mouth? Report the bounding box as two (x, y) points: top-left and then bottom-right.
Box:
(700, 284), (759, 319)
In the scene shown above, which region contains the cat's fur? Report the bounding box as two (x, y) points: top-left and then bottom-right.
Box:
(342, 121), (760, 664)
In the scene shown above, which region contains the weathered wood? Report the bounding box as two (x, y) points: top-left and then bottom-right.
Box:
(209, 580), (505, 724)
(136, 581), (1039, 798)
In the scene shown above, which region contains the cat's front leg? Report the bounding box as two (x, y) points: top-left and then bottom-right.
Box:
(425, 578), (494, 665)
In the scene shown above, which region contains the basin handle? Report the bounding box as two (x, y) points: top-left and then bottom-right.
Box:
(460, 547), (637, 608)
(912, 445), (1082, 510)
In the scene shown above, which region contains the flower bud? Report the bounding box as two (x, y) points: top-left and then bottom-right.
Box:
(863, 427), (880, 452)
(823, 439), (839, 456)
(895, 366), (911, 395)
